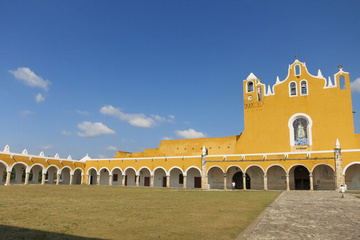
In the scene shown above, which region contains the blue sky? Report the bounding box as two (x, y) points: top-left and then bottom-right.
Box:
(1, 1), (360, 159)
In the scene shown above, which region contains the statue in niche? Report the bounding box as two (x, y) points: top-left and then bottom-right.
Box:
(293, 118), (308, 145)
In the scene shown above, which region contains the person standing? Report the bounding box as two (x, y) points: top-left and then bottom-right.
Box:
(232, 181), (235, 190)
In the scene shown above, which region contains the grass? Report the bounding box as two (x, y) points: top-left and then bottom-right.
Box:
(0, 185), (280, 240)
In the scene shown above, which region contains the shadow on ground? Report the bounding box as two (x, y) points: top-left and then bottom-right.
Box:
(0, 225), (104, 240)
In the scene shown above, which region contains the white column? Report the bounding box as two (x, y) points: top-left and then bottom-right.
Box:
(183, 175), (187, 189)
(243, 174), (246, 190)
(310, 172), (313, 191)
(24, 172), (30, 185)
(150, 175), (154, 187)
(263, 174), (268, 191)
(286, 174), (290, 191)
(56, 174), (60, 185)
(96, 175), (100, 185)
(223, 173), (227, 190)
(5, 171), (11, 186)
(41, 173), (46, 185)
(109, 175), (113, 186)
(69, 174), (73, 185)
(166, 175), (170, 188)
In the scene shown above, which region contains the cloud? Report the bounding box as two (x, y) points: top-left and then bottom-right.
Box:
(162, 137), (172, 140)
(77, 121), (116, 138)
(350, 78), (360, 93)
(62, 130), (72, 136)
(20, 110), (35, 116)
(151, 114), (176, 123)
(35, 93), (45, 103)
(106, 146), (117, 151)
(100, 105), (156, 128)
(9, 67), (51, 91)
(175, 128), (207, 139)
(38, 145), (52, 150)
(76, 110), (90, 116)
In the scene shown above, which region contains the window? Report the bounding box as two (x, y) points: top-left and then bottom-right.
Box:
(293, 118), (308, 145)
(247, 81), (254, 92)
(179, 174), (183, 184)
(300, 80), (308, 95)
(113, 174), (118, 182)
(339, 75), (346, 90)
(290, 82), (297, 96)
(295, 65), (300, 76)
(288, 113), (313, 147)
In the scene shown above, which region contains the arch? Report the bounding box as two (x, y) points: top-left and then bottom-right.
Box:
(207, 165), (224, 174)
(10, 162), (28, 184)
(208, 166), (224, 189)
(72, 168), (83, 185)
(339, 75), (346, 90)
(45, 165), (59, 185)
(124, 166), (137, 175)
(139, 167), (151, 187)
(168, 166), (184, 175)
(300, 80), (308, 95)
(266, 164), (287, 174)
(111, 167), (123, 186)
(153, 166), (168, 176)
(343, 162), (360, 174)
(169, 166), (184, 188)
(295, 64), (301, 76)
(344, 162), (360, 190)
(185, 166), (201, 176)
(245, 165), (265, 190)
(232, 171), (250, 190)
(312, 164), (335, 190)
(99, 167), (111, 185)
(266, 165), (287, 190)
(225, 165), (243, 189)
(87, 167), (98, 176)
(154, 167), (167, 188)
(247, 81), (254, 93)
(124, 167), (136, 187)
(0, 160), (10, 172)
(28, 164), (44, 184)
(288, 113), (313, 147)
(111, 167), (123, 175)
(289, 164), (310, 190)
(186, 167), (202, 189)
(60, 166), (71, 185)
(289, 81), (297, 96)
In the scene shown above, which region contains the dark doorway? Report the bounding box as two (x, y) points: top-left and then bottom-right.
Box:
(194, 177), (201, 188)
(125, 175), (127, 186)
(144, 177), (150, 186)
(294, 166), (310, 190)
(90, 176), (93, 185)
(232, 172), (251, 189)
(162, 177), (167, 187)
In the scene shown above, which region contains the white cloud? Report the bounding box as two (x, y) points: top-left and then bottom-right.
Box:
(20, 110), (35, 116)
(38, 145), (52, 150)
(77, 121), (116, 138)
(76, 110), (90, 116)
(9, 67), (51, 91)
(62, 130), (72, 136)
(97, 154), (108, 159)
(100, 105), (157, 128)
(175, 128), (206, 139)
(162, 136), (172, 140)
(151, 114), (176, 123)
(350, 78), (360, 93)
(106, 146), (117, 151)
(35, 93), (45, 103)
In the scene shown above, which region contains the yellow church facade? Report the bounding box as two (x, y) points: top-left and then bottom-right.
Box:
(1, 59), (360, 191)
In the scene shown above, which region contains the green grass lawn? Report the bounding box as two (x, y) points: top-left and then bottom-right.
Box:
(0, 185), (280, 240)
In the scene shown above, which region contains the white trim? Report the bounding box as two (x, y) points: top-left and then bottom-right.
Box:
(27, 163), (45, 173)
(99, 167), (111, 173)
(72, 167), (84, 175)
(288, 164), (310, 173)
(185, 166), (202, 176)
(111, 167), (123, 174)
(265, 164), (287, 175)
(289, 81), (298, 97)
(300, 79), (308, 96)
(343, 162), (360, 174)
(225, 165), (243, 173)
(87, 167), (98, 176)
(294, 64), (301, 76)
(153, 166), (168, 176)
(124, 166), (137, 175)
(207, 165), (225, 174)
(244, 164), (265, 174)
(138, 166), (152, 174)
(288, 113), (313, 147)
(168, 166), (184, 174)
(311, 163), (335, 172)
(60, 166), (72, 174)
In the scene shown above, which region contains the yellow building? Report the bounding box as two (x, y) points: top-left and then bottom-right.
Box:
(1, 59), (360, 191)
